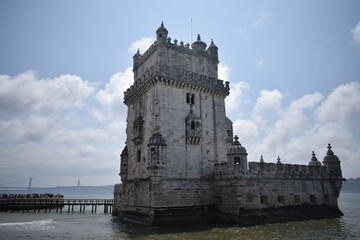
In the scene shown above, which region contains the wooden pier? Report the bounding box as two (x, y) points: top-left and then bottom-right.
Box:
(0, 198), (114, 213)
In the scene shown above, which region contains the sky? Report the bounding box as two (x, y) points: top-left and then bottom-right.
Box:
(0, 0), (359, 187)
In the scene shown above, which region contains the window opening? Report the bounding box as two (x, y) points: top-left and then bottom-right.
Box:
(261, 195), (268, 204)
(191, 121), (195, 130)
(310, 195), (317, 204)
(137, 150), (141, 162)
(191, 94), (195, 104)
(234, 157), (240, 165)
(278, 196), (285, 204)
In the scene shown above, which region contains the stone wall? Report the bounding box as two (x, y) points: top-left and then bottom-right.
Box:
(213, 161), (342, 218)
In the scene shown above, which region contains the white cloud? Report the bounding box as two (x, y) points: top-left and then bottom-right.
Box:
(0, 71), (95, 116)
(255, 12), (274, 26)
(221, 62), (250, 114)
(225, 82), (250, 114)
(253, 89), (283, 127)
(351, 21), (360, 46)
(96, 67), (133, 118)
(218, 62), (231, 81)
(230, 83), (360, 178)
(91, 108), (106, 122)
(255, 89), (283, 112)
(0, 71), (123, 186)
(316, 81), (360, 124)
(233, 119), (259, 142)
(128, 37), (155, 54)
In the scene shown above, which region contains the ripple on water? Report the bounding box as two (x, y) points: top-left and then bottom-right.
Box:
(0, 219), (55, 231)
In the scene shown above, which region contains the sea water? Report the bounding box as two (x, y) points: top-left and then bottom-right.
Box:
(0, 193), (359, 240)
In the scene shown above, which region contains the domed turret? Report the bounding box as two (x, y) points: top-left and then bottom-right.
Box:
(148, 132), (167, 168)
(323, 143), (342, 177)
(148, 132), (166, 146)
(227, 135), (248, 172)
(308, 151), (322, 166)
(207, 39), (219, 61)
(156, 21), (168, 44)
(228, 135), (247, 154)
(120, 145), (128, 180)
(133, 48), (142, 69)
(120, 145), (128, 156)
(323, 143), (340, 162)
(191, 34), (207, 52)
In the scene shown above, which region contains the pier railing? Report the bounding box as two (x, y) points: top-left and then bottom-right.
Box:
(0, 198), (114, 213)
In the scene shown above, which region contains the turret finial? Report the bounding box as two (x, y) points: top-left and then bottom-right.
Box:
(277, 156), (281, 164)
(311, 151), (318, 161)
(234, 135), (239, 144)
(197, 34), (201, 41)
(260, 155), (264, 163)
(327, 143), (334, 155)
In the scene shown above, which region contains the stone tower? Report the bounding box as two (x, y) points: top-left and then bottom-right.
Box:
(114, 23), (344, 225)
(114, 22), (232, 223)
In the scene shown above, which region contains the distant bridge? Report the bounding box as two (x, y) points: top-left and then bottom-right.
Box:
(0, 177), (67, 191)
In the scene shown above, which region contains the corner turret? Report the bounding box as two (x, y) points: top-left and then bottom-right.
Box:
(323, 143), (342, 177)
(133, 49), (142, 69)
(156, 21), (168, 44)
(227, 135), (248, 172)
(120, 145), (128, 181)
(308, 151), (322, 166)
(191, 34), (207, 52)
(207, 39), (219, 61)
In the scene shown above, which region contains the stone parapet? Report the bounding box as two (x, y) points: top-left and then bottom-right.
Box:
(214, 162), (333, 180)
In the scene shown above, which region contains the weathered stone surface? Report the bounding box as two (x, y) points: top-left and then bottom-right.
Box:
(113, 23), (344, 225)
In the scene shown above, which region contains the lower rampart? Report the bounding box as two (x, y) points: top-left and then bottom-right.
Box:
(113, 162), (343, 225)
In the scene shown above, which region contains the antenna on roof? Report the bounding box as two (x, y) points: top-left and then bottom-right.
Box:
(191, 18), (193, 43)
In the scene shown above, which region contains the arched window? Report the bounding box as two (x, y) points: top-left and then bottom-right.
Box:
(137, 150), (141, 162)
(186, 93), (195, 104)
(186, 93), (190, 103)
(191, 94), (195, 104)
(191, 121), (195, 130)
(234, 157), (240, 165)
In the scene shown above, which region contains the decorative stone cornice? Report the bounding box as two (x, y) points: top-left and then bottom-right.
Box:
(124, 75), (229, 105)
(124, 68), (230, 104)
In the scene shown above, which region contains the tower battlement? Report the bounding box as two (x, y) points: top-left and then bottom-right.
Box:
(124, 22), (228, 104)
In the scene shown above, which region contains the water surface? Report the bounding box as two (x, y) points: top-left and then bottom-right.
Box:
(1, 193), (359, 240)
